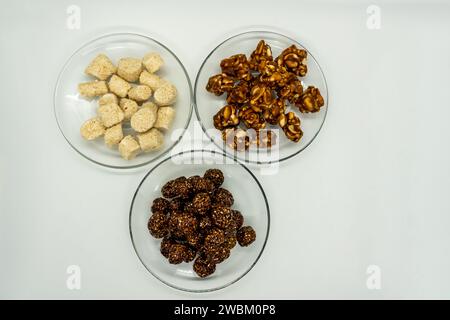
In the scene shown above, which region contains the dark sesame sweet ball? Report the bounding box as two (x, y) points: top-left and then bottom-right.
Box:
(168, 243), (188, 264)
(236, 226), (256, 247)
(211, 206), (234, 229)
(199, 216), (213, 230)
(213, 188), (234, 207)
(188, 175), (215, 194)
(148, 212), (168, 238)
(204, 169), (224, 188)
(169, 212), (197, 237)
(203, 245), (230, 264)
(193, 256), (216, 278)
(151, 197), (170, 213)
(225, 233), (237, 249)
(232, 210), (244, 230)
(204, 227), (225, 247)
(192, 192), (212, 215)
(162, 177), (191, 199)
(160, 236), (174, 258)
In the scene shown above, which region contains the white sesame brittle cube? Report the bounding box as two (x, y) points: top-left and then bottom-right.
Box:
(127, 85), (152, 102)
(154, 106), (175, 130)
(137, 128), (164, 152)
(117, 58), (142, 82)
(119, 98), (139, 120)
(80, 118), (105, 140)
(97, 103), (124, 128)
(84, 54), (116, 80)
(130, 103), (157, 133)
(139, 70), (168, 91)
(142, 52), (164, 73)
(118, 135), (140, 160)
(154, 83), (177, 106)
(108, 75), (131, 98)
(99, 93), (118, 106)
(78, 81), (108, 98)
(104, 123), (124, 147)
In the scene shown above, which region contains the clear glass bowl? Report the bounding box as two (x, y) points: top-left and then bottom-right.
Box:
(194, 30), (328, 164)
(54, 33), (193, 169)
(129, 150), (270, 292)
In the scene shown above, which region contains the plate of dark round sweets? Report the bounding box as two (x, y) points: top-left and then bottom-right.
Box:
(129, 150), (270, 292)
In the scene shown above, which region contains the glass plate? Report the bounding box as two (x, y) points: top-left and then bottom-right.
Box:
(194, 30), (328, 164)
(54, 32), (193, 169)
(129, 150), (270, 292)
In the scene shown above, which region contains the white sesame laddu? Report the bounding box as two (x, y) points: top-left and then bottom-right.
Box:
(84, 54), (116, 80)
(128, 85), (152, 102)
(139, 70), (168, 90)
(80, 118), (105, 140)
(108, 75), (131, 98)
(104, 123), (124, 147)
(154, 83), (177, 106)
(142, 52), (164, 73)
(137, 128), (164, 152)
(97, 103), (124, 128)
(117, 58), (142, 82)
(118, 135), (140, 160)
(130, 104), (157, 133)
(78, 81), (108, 98)
(119, 98), (139, 120)
(99, 93), (118, 106)
(154, 106), (175, 130)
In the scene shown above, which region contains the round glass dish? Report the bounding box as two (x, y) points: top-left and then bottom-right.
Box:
(129, 150), (270, 292)
(54, 33), (193, 169)
(194, 30), (328, 164)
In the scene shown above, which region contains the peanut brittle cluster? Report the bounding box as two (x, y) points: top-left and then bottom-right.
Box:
(205, 40), (325, 148)
(147, 169), (256, 278)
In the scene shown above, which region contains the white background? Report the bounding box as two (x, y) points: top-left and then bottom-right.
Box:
(1, 0), (450, 299)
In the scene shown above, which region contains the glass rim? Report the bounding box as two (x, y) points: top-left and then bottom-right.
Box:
(53, 31), (194, 170)
(193, 29), (329, 165)
(128, 149), (271, 293)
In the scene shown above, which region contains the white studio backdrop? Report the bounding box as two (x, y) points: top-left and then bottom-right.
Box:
(0, 0), (449, 299)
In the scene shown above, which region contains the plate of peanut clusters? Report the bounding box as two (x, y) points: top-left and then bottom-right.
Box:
(195, 31), (328, 164)
(54, 33), (192, 169)
(129, 150), (270, 292)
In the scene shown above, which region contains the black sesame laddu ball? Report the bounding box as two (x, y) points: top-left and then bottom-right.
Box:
(192, 192), (212, 215)
(212, 188), (234, 207)
(193, 256), (216, 278)
(188, 175), (215, 194)
(225, 233), (237, 250)
(211, 206), (234, 229)
(151, 197), (170, 213)
(202, 245), (230, 264)
(236, 226), (256, 247)
(160, 236), (174, 258)
(162, 177), (191, 199)
(204, 169), (224, 188)
(169, 212), (198, 237)
(232, 210), (244, 230)
(168, 243), (188, 264)
(148, 212), (168, 238)
(204, 227), (225, 248)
